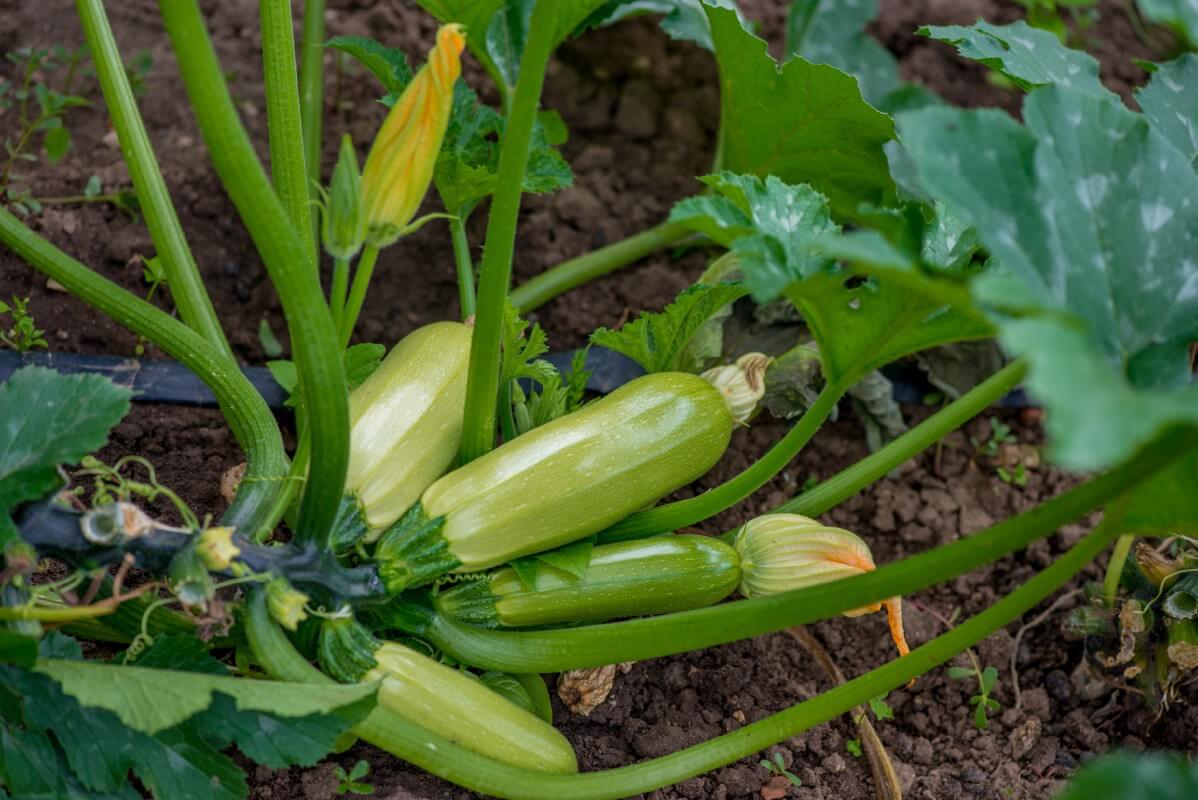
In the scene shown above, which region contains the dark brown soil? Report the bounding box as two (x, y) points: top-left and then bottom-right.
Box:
(2, 1), (1193, 799)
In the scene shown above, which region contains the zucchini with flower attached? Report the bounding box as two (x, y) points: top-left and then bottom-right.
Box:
(436, 534), (741, 627)
(318, 616), (576, 773)
(375, 371), (735, 591)
(335, 321), (473, 545)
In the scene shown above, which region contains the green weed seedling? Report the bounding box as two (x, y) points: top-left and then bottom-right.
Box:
(759, 751), (801, 786)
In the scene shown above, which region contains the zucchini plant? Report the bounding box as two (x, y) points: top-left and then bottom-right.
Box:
(1, 1), (1196, 798)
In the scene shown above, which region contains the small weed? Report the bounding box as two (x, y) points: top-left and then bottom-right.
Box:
(971, 416), (1016, 457)
(0, 295), (48, 351)
(845, 738), (862, 757)
(948, 661), (1001, 729)
(333, 760), (374, 795)
(1015, 0), (1099, 47)
(997, 463), (1028, 487)
(759, 751), (801, 786)
(132, 255), (168, 356)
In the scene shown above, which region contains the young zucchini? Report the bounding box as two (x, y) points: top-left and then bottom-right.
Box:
(368, 643), (577, 773)
(342, 321), (472, 540)
(375, 371), (734, 590)
(436, 534), (741, 627)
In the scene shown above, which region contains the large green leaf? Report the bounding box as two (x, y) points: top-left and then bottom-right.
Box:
(325, 36), (412, 100)
(785, 0), (901, 108)
(669, 172), (839, 301)
(581, 0), (746, 51)
(0, 367), (131, 544)
(415, 0), (506, 42)
(1136, 54), (1198, 166)
(1136, 0), (1198, 47)
(37, 658), (377, 735)
(706, 5), (896, 220)
(920, 20), (1107, 95)
(785, 233), (993, 386)
(898, 86), (1198, 468)
(590, 282), (749, 373)
(1058, 750), (1198, 800)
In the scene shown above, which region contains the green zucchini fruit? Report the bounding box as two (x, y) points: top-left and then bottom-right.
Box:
(437, 534), (741, 627)
(375, 371), (733, 590)
(366, 642), (578, 773)
(343, 321), (472, 539)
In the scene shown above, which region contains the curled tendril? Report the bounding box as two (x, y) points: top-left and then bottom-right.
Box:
(77, 455), (200, 530)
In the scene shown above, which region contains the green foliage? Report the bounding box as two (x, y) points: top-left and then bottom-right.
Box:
(267, 342), (384, 408)
(1, 45), (90, 212)
(511, 347), (591, 435)
(898, 72), (1198, 469)
(867, 694), (893, 721)
(785, 0), (936, 111)
(947, 663), (1001, 729)
(1014, 0), (1100, 46)
(845, 738), (862, 757)
(509, 536), (596, 590)
(0, 635), (375, 800)
(334, 759), (375, 795)
(670, 173), (838, 302)
(582, 0), (747, 52)
(325, 36), (412, 103)
(1058, 750), (1198, 800)
(257, 318), (284, 358)
(123, 50), (154, 99)
(1135, 0), (1198, 47)
(0, 367), (131, 546)
(0, 295), (48, 352)
(919, 20), (1106, 95)
(1136, 55), (1198, 165)
(758, 751), (801, 785)
(705, 6), (896, 220)
(590, 283), (749, 373)
(971, 416), (1016, 457)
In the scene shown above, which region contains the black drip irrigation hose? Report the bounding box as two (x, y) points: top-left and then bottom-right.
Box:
(0, 348), (1034, 409)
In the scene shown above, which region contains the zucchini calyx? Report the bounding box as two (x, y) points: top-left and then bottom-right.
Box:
(328, 493), (370, 553)
(318, 612), (381, 683)
(435, 579), (502, 628)
(374, 504), (460, 593)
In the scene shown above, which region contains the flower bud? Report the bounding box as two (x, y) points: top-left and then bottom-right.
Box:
(169, 545), (214, 609)
(265, 576), (309, 631)
(361, 24), (465, 247)
(734, 513), (909, 657)
(195, 526), (240, 571)
(701, 352), (771, 425)
(321, 134), (366, 260)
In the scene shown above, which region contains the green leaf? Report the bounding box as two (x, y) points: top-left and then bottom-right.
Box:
(785, 0), (901, 108)
(1058, 750), (1198, 800)
(434, 83), (572, 216)
(533, 535), (594, 579)
(485, 0), (534, 90)
(1110, 448), (1198, 539)
(37, 658), (378, 735)
(1135, 54), (1198, 166)
(326, 36), (412, 98)
(257, 318), (284, 358)
(590, 282), (749, 373)
(345, 342), (385, 390)
(43, 122), (71, 164)
(500, 300), (555, 387)
(478, 670), (537, 715)
(0, 630), (38, 668)
(707, 5), (895, 220)
(669, 172), (840, 301)
(898, 87), (1198, 468)
(921, 202), (980, 271)
(919, 20), (1107, 95)
(582, 0), (747, 51)
(946, 666), (973, 680)
(0, 367), (131, 544)
(119, 633), (226, 674)
(83, 174), (102, 197)
(1135, 0), (1198, 47)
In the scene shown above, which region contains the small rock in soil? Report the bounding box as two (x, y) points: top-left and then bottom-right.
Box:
(1009, 717), (1042, 760)
(614, 79), (660, 138)
(715, 763), (760, 798)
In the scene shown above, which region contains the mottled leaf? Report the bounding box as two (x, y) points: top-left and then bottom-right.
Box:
(899, 86), (1198, 467)
(1136, 54), (1198, 165)
(786, 0), (901, 107)
(670, 173), (839, 301)
(707, 6), (896, 220)
(920, 20), (1107, 95)
(581, 0), (746, 51)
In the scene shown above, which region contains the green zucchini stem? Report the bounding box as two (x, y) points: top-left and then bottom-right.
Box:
(299, 0), (326, 259)
(329, 255), (350, 330)
(260, 0), (314, 258)
(460, 0), (559, 464)
(160, 0), (349, 547)
(450, 213), (477, 318)
(75, 0), (232, 361)
(0, 208), (286, 536)
(508, 220), (695, 314)
(780, 359), (1028, 519)
(338, 244), (380, 347)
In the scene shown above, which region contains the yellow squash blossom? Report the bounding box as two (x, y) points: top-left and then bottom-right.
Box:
(735, 513), (911, 659)
(361, 24), (465, 247)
